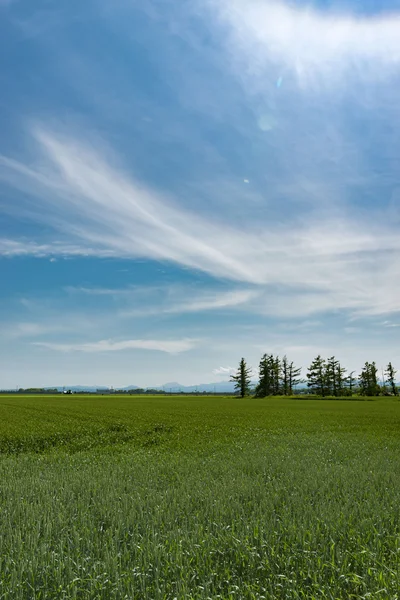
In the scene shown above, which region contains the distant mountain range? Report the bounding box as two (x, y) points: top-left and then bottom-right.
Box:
(44, 381), (242, 393)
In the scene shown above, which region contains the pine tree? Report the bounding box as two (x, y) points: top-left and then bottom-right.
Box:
(368, 362), (379, 396)
(336, 362), (347, 396)
(325, 356), (347, 396)
(272, 356), (281, 395)
(359, 361), (379, 396)
(307, 355), (327, 396)
(281, 356), (289, 396)
(257, 355), (302, 396)
(254, 354), (270, 398)
(288, 361), (302, 395)
(255, 354), (281, 397)
(326, 356), (338, 396)
(385, 362), (398, 396)
(347, 371), (356, 396)
(231, 358), (252, 398)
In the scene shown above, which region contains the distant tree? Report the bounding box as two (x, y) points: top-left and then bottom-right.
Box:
(272, 355), (281, 395)
(255, 354), (281, 397)
(280, 356), (302, 395)
(336, 362), (347, 396)
(307, 355), (327, 396)
(359, 361), (380, 396)
(281, 356), (290, 396)
(369, 362), (379, 396)
(325, 356), (347, 396)
(288, 360), (302, 395)
(231, 358), (252, 398)
(385, 362), (398, 396)
(347, 371), (356, 396)
(255, 354), (271, 398)
(256, 354), (302, 396)
(325, 356), (338, 396)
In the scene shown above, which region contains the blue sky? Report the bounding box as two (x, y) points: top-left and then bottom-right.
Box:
(2, 0), (400, 388)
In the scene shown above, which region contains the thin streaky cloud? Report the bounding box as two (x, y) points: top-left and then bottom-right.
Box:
(162, 290), (259, 313)
(66, 286), (137, 296)
(68, 286), (259, 314)
(32, 338), (198, 354)
(0, 239), (114, 258)
(0, 128), (257, 282)
(2, 127), (400, 317)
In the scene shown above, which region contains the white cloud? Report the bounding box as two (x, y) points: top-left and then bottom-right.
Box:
(2, 126), (400, 318)
(165, 289), (258, 313)
(0, 128), (261, 282)
(0, 238), (112, 258)
(69, 285), (258, 315)
(213, 365), (258, 378)
(213, 366), (236, 375)
(66, 286), (133, 296)
(211, 0), (400, 86)
(32, 338), (197, 354)
(381, 320), (400, 328)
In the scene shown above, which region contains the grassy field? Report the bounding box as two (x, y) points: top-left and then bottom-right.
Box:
(0, 394), (400, 599)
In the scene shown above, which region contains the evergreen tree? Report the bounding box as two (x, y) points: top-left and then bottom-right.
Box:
(359, 361), (379, 396)
(257, 355), (302, 396)
(281, 356), (290, 396)
(369, 361), (379, 396)
(325, 356), (347, 396)
(336, 362), (347, 396)
(288, 360), (302, 395)
(255, 354), (281, 397)
(347, 371), (356, 396)
(254, 354), (270, 398)
(326, 356), (339, 396)
(307, 355), (327, 396)
(231, 358), (252, 398)
(385, 362), (398, 396)
(272, 355), (281, 395)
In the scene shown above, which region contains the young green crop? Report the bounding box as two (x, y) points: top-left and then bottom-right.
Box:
(0, 395), (399, 598)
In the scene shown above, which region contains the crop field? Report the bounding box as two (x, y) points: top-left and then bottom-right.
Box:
(0, 394), (400, 599)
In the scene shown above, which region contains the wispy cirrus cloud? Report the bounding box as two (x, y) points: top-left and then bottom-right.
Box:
(1, 125), (400, 318)
(164, 289), (258, 313)
(2, 2), (400, 321)
(0, 238), (114, 258)
(0, 128), (260, 282)
(67, 285), (259, 316)
(66, 286), (133, 296)
(32, 338), (198, 354)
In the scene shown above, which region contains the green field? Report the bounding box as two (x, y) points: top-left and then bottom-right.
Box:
(1, 394), (400, 599)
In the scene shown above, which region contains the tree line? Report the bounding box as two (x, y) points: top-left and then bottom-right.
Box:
(231, 355), (398, 398)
